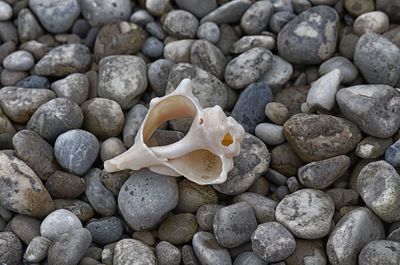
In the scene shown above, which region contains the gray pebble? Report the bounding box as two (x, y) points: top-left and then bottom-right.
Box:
(270, 11), (296, 33)
(145, 0), (170, 16)
(217, 24), (240, 55)
(10, 214), (40, 245)
(231, 36), (275, 54)
(176, 179), (218, 213)
(0, 21), (18, 43)
(255, 123), (285, 146)
(71, 19), (91, 38)
(0, 232), (22, 265)
(142, 37), (164, 58)
(3, 50), (34, 71)
(233, 192), (278, 223)
(51, 73), (89, 105)
(265, 102), (289, 125)
(251, 222), (296, 262)
(353, 11), (389, 36)
(285, 239), (328, 265)
(54, 129), (100, 176)
(201, 0), (252, 25)
(0, 69), (28, 86)
(377, 0), (400, 23)
(113, 239), (156, 265)
(54, 199), (94, 222)
(0, 1), (12, 21)
(233, 252), (267, 265)
(271, 0), (294, 12)
(123, 104), (148, 147)
(248, 177), (270, 196)
(197, 22), (220, 43)
(163, 39), (194, 63)
(357, 137), (392, 159)
(86, 217), (124, 244)
(319, 56), (358, 83)
(118, 169), (178, 230)
(270, 143), (303, 176)
(326, 188), (359, 210)
(163, 10), (199, 39)
(148, 59), (174, 96)
(146, 22), (166, 40)
(339, 33), (359, 59)
(192, 231), (232, 265)
(0, 41), (15, 63)
(130, 9), (154, 26)
(24, 236), (51, 263)
(190, 39), (226, 79)
(158, 213), (198, 245)
(182, 244), (200, 265)
(98, 55), (147, 110)
(40, 209), (82, 241)
(45, 170), (85, 199)
(175, 0), (217, 18)
(196, 204), (224, 232)
(386, 139), (400, 167)
(131, 230), (155, 247)
(16, 75), (49, 88)
(80, 0), (132, 27)
(359, 240), (400, 265)
(100, 137), (126, 162)
(241, 1), (273, 34)
(156, 241), (181, 265)
(0, 108), (14, 134)
(260, 55), (293, 92)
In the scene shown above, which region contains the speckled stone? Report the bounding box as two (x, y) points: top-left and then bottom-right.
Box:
(3, 50), (34, 71)
(190, 39), (226, 79)
(86, 217), (124, 244)
(40, 209), (82, 241)
(123, 104), (148, 148)
(0, 232), (22, 265)
(156, 241), (181, 265)
(24, 236), (51, 263)
(113, 239), (156, 265)
(51, 73), (89, 105)
(176, 179), (218, 213)
(241, 1), (273, 34)
(192, 231), (232, 265)
(197, 22), (220, 43)
(359, 240), (400, 265)
(147, 59), (174, 96)
(163, 10), (199, 39)
(158, 213), (198, 245)
(233, 192), (278, 223)
(201, 0), (252, 25)
(231, 36), (275, 54)
(54, 199), (94, 222)
(357, 137), (392, 159)
(15, 75), (49, 88)
(80, 0), (132, 26)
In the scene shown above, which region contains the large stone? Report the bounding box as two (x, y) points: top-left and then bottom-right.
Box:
(359, 240), (400, 265)
(79, 0), (132, 26)
(40, 209), (82, 241)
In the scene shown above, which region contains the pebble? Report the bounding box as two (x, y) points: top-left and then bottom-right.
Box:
(353, 11), (389, 36)
(231, 36), (275, 54)
(327, 188), (359, 210)
(231, 82), (272, 133)
(377, 0), (400, 24)
(319, 56), (358, 84)
(0, 152), (54, 218)
(54, 199), (94, 222)
(34, 44), (91, 76)
(118, 169), (178, 230)
(3, 50), (34, 71)
(233, 252), (267, 265)
(225, 47), (273, 90)
(192, 231), (232, 265)
(175, 0), (217, 18)
(182, 244), (200, 265)
(80, 0), (132, 26)
(142, 37), (164, 58)
(326, 207), (384, 265)
(94, 22), (147, 61)
(385, 139), (400, 167)
(359, 240), (400, 265)
(344, 0), (374, 16)
(260, 55), (293, 92)
(251, 222), (296, 262)
(86, 217), (123, 245)
(213, 133), (270, 195)
(100, 137), (126, 162)
(98, 55), (147, 110)
(336, 84), (400, 138)
(356, 136), (392, 159)
(0, 69), (28, 86)
(190, 39), (226, 79)
(71, 19), (90, 38)
(51, 73), (89, 105)
(197, 22), (220, 43)
(270, 11), (296, 33)
(24, 236), (51, 263)
(130, 9), (154, 26)
(248, 177), (269, 196)
(0, 41), (15, 63)
(233, 192), (278, 223)
(201, 0), (252, 25)
(158, 213), (198, 245)
(29, 0), (80, 33)
(156, 241), (181, 265)
(163, 39), (195, 63)
(54, 129), (99, 176)
(265, 102), (289, 125)
(148, 59), (174, 96)
(0, 108), (15, 134)
(217, 24), (240, 55)
(0, 21), (18, 43)
(276, 189), (335, 239)
(45, 171), (85, 199)
(163, 10), (199, 39)
(146, 22), (166, 40)
(255, 123), (285, 146)
(0, 232), (22, 264)
(302, 156), (347, 189)
(176, 179), (218, 213)
(16, 75), (49, 88)
(146, 0), (170, 16)
(113, 239), (156, 265)
(123, 104), (148, 147)
(20, 40), (50, 61)
(10, 214), (40, 244)
(85, 168), (117, 216)
(40, 209), (82, 241)
(196, 204), (224, 232)
(283, 114), (362, 162)
(47, 228), (92, 265)
(132, 230), (155, 246)
(285, 239), (328, 265)
(354, 32), (400, 86)
(0, 86), (55, 123)
(213, 202), (257, 248)
(241, 1), (273, 34)
(0, 1), (12, 21)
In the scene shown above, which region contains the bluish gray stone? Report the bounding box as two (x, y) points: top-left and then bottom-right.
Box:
(163, 10), (199, 39)
(175, 0), (217, 18)
(359, 240), (400, 265)
(79, 0), (132, 27)
(123, 104), (148, 148)
(146, 22), (166, 40)
(192, 231), (232, 265)
(234, 252), (267, 265)
(3, 50), (34, 71)
(255, 123), (285, 146)
(86, 217), (124, 244)
(142, 37), (164, 58)
(201, 0), (252, 25)
(24, 236), (51, 263)
(40, 209), (82, 241)
(386, 140), (400, 167)
(319, 56), (358, 84)
(0, 232), (22, 265)
(260, 55), (293, 92)
(15, 75), (49, 88)
(54, 129), (99, 176)
(233, 192), (277, 224)
(270, 11), (296, 33)
(148, 59), (174, 96)
(197, 22), (220, 43)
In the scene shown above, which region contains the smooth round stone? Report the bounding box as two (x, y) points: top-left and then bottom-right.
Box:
(270, 11), (296, 33)
(233, 192), (277, 223)
(156, 241), (181, 265)
(234, 252), (267, 265)
(146, 22), (166, 40)
(201, 0), (252, 25)
(265, 102), (289, 125)
(231, 82), (272, 133)
(86, 217), (123, 245)
(326, 188), (359, 210)
(298, 155), (350, 189)
(148, 59), (174, 96)
(357, 161), (400, 222)
(142, 37), (164, 58)
(99, 170), (130, 196)
(40, 209), (82, 241)
(251, 222), (296, 262)
(255, 123), (285, 146)
(175, 0), (217, 18)
(344, 0), (374, 16)
(71, 19), (90, 38)
(285, 239), (328, 265)
(146, 0), (169, 16)
(0, 232), (22, 264)
(276, 189), (335, 239)
(377, 0), (400, 24)
(357, 137), (392, 159)
(354, 32), (400, 86)
(260, 55), (293, 92)
(47, 228), (92, 265)
(98, 55), (147, 110)
(0, 21), (17, 44)
(51, 73), (89, 105)
(386, 139), (400, 167)
(130, 9), (154, 26)
(216, 24), (239, 55)
(0, 69), (28, 86)
(270, 143), (301, 177)
(231, 36), (275, 55)
(241, 1), (273, 34)
(248, 176), (269, 196)
(0, 86), (55, 123)
(10, 214), (41, 244)
(16, 75), (49, 89)
(54, 129), (99, 176)
(0, 41), (15, 63)
(283, 114), (362, 162)
(339, 33), (357, 59)
(123, 104), (148, 147)
(225, 47), (273, 90)
(3, 50), (34, 71)
(80, 0), (131, 26)
(213, 133), (270, 195)
(182, 244), (201, 264)
(100, 137), (126, 162)
(213, 202), (257, 248)
(277, 6), (339, 64)
(131, 231), (155, 247)
(113, 239), (156, 265)
(163, 10), (199, 39)
(29, 0), (80, 33)
(163, 39), (195, 63)
(34, 44), (91, 76)
(118, 169), (178, 231)
(176, 179), (218, 213)
(0, 2), (12, 21)
(94, 22), (146, 61)
(197, 22), (220, 43)
(319, 56), (358, 84)
(359, 240), (400, 265)
(192, 231), (232, 265)
(45, 171), (85, 199)
(0, 152), (54, 218)
(353, 11), (389, 36)
(190, 39), (226, 79)
(326, 208), (385, 265)
(336, 85), (400, 139)
(85, 168), (117, 216)
(384, 26), (400, 48)
(196, 204), (224, 232)
(158, 213), (198, 245)
(54, 199), (94, 222)
(24, 236), (51, 263)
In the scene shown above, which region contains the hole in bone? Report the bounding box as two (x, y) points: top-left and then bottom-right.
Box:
(221, 133), (234, 146)
(199, 118), (204, 125)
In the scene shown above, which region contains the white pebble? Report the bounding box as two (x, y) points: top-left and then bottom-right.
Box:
(0, 1), (12, 21)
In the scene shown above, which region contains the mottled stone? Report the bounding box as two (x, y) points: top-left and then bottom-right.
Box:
(158, 213), (198, 245)
(233, 192), (277, 223)
(241, 1), (273, 35)
(353, 11), (389, 36)
(113, 239), (156, 265)
(10, 214), (40, 244)
(270, 143), (303, 176)
(0, 232), (22, 265)
(176, 179), (218, 213)
(359, 240), (400, 265)
(86, 217), (124, 244)
(3, 50), (34, 71)
(80, 0), (132, 26)
(51, 73), (89, 105)
(192, 231), (232, 265)
(285, 239), (328, 265)
(357, 137), (392, 159)
(231, 35), (275, 54)
(197, 22), (220, 43)
(260, 55), (293, 92)
(201, 0), (252, 25)
(190, 39), (226, 79)
(45, 171), (85, 199)
(24, 236), (51, 263)
(163, 39), (194, 63)
(54, 199), (94, 222)
(148, 59), (174, 96)
(163, 10), (199, 39)
(123, 104), (148, 147)
(40, 209), (82, 241)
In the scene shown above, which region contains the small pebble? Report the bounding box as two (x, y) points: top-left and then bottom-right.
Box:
(197, 22), (220, 43)
(24, 236), (51, 263)
(158, 213), (198, 245)
(192, 231), (232, 265)
(80, 0), (132, 27)
(142, 37), (164, 58)
(45, 171), (85, 199)
(0, 232), (22, 265)
(255, 123), (286, 146)
(233, 192), (277, 223)
(51, 73), (89, 105)
(40, 209), (82, 241)
(113, 239), (156, 265)
(176, 179), (218, 213)
(100, 137), (126, 162)
(356, 136), (392, 159)
(265, 102), (289, 125)
(3, 50), (34, 71)
(353, 11), (389, 36)
(147, 59), (174, 96)
(0, 2), (12, 21)
(86, 217), (124, 245)
(163, 10), (199, 39)
(156, 241), (181, 265)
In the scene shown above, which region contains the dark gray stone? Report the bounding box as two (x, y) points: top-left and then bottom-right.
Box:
(51, 73), (89, 105)
(123, 104), (148, 148)
(148, 59), (174, 96)
(233, 192), (277, 223)
(86, 217), (124, 244)
(0, 232), (22, 265)
(192, 231), (232, 265)
(45, 171), (85, 199)
(175, 0), (217, 18)
(156, 241), (181, 265)
(201, 0), (252, 25)
(15, 75), (49, 88)
(40, 209), (82, 241)
(142, 37), (164, 58)
(241, 1), (273, 34)
(233, 252), (267, 265)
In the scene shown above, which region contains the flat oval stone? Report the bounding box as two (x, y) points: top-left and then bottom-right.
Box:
(319, 56), (358, 84)
(201, 0), (252, 25)
(353, 11), (389, 36)
(175, 0), (217, 18)
(277, 5), (339, 64)
(192, 231), (232, 265)
(241, 1), (273, 35)
(45, 171), (85, 199)
(163, 10), (199, 39)
(3, 50), (34, 71)
(196, 22), (220, 43)
(255, 123), (285, 146)
(40, 209), (82, 241)
(233, 192), (278, 224)
(123, 104), (148, 148)
(86, 217), (124, 245)
(158, 213), (198, 245)
(24, 236), (51, 263)
(51, 73), (89, 105)
(0, 232), (22, 264)
(113, 239), (156, 265)
(359, 240), (400, 265)
(80, 0), (131, 26)
(10, 214), (41, 244)
(260, 55), (293, 92)
(283, 114), (362, 162)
